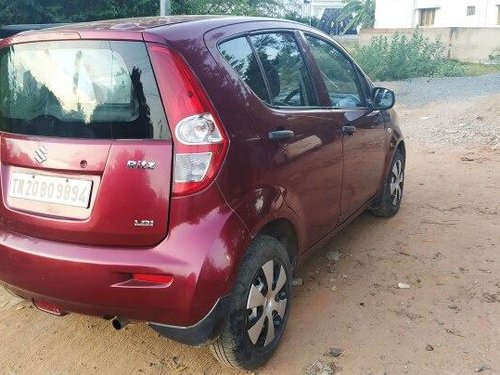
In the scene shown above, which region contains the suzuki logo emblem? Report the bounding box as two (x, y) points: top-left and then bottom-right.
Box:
(34, 146), (48, 164)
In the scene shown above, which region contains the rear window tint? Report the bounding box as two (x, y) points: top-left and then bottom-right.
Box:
(219, 37), (270, 104)
(0, 40), (169, 139)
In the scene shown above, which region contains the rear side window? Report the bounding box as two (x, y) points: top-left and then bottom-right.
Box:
(219, 32), (317, 108)
(219, 37), (270, 104)
(0, 40), (169, 139)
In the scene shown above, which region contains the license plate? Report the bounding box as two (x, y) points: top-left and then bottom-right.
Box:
(9, 172), (92, 208)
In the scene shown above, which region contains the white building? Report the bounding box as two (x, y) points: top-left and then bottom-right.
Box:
(301, 0), (343, 19)
(375, 0), (500, 28)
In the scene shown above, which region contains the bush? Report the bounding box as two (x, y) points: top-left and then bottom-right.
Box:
(353, 30), (464, 81)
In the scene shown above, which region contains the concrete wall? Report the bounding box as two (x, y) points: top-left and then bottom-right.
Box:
(375, 0), (415, 28)
(359, 27), (500, 63)
(375, 0), (500, 28)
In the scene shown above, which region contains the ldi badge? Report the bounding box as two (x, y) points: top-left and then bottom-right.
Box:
(134, 219), (154, 227)
(127, 160), (156, 170)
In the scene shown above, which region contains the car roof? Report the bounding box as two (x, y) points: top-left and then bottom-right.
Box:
(47, 15), (275, 33)
(0, 16), (312, 49)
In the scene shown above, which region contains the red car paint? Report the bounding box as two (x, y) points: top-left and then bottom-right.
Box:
(0, 16), (404, 335)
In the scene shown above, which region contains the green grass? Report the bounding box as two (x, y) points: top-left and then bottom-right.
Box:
(459, 62), (500, 76)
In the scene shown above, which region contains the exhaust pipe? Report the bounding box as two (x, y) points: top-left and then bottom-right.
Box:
(112, 317), (130, 330)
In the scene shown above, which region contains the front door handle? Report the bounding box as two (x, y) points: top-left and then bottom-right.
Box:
(341, 125), (357, 136)
(268, 130), (295, 141)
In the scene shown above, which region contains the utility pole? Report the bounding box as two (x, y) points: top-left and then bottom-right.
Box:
(160, 0), (171, 16)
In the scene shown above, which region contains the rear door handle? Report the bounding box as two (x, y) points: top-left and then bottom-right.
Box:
(268, 130), (295, 141)
(341, 125), (357, 136)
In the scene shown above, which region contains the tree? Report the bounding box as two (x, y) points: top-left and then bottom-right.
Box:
(0, 0), (160, 25)
(336, 0), (375, 34)
(0, 0), (304, 26)
(170, 0), (290, 17)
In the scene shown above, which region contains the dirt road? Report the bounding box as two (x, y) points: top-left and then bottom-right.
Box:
(1, 76), (499, 374)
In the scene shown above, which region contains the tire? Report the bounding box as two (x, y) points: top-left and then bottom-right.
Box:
(370, 148), (405, 218)
(210, 235), (292, 370)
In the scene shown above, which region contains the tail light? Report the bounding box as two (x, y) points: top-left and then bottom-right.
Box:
(147, 44), (228, 196)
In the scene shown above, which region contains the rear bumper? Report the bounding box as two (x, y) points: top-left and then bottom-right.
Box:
(0, 225), (230, 344)
(0, 231), (186, 324)
(0, 194), (248, 344)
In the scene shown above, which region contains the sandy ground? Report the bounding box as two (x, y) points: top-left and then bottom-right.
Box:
(1, 83), (499, 374)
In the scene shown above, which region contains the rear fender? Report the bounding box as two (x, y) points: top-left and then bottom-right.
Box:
(209, 185), (303, 283)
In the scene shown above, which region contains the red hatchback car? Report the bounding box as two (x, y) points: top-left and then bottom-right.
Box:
(0, 16), (405, 369)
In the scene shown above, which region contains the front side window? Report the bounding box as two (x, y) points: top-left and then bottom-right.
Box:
(305, 36), (365, 109)
(249, 33), (317, 107)
(0, 40), (169, 139)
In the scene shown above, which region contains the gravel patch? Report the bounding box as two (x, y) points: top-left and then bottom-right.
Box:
(377, 73), (500, 107)
(376, 74), (500, 151)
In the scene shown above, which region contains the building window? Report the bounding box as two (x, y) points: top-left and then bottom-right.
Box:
(466, 6), (475, 16)
(419, 8), (436, 26)
(497, 5), (500, 25)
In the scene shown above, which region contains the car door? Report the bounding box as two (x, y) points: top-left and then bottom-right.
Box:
(303, 34), (387, 221)
(218, 31), (344, 248)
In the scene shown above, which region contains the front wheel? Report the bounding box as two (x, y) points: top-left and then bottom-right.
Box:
(210, 235), (292, 370)
(370, 148), (405, 217)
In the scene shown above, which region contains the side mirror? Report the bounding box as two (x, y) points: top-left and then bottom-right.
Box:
(372, 87), (395, 110)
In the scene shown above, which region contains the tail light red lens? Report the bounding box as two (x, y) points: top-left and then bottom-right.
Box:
(133, 273), (174, 285)
(147, 44), (228, 196)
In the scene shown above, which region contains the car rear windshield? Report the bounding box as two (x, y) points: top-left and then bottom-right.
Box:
(0, 40), (169, 139)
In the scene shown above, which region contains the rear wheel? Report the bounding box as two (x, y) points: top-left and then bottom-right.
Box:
(210, 235), (292, 370)
(371, 148), (405, 218)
